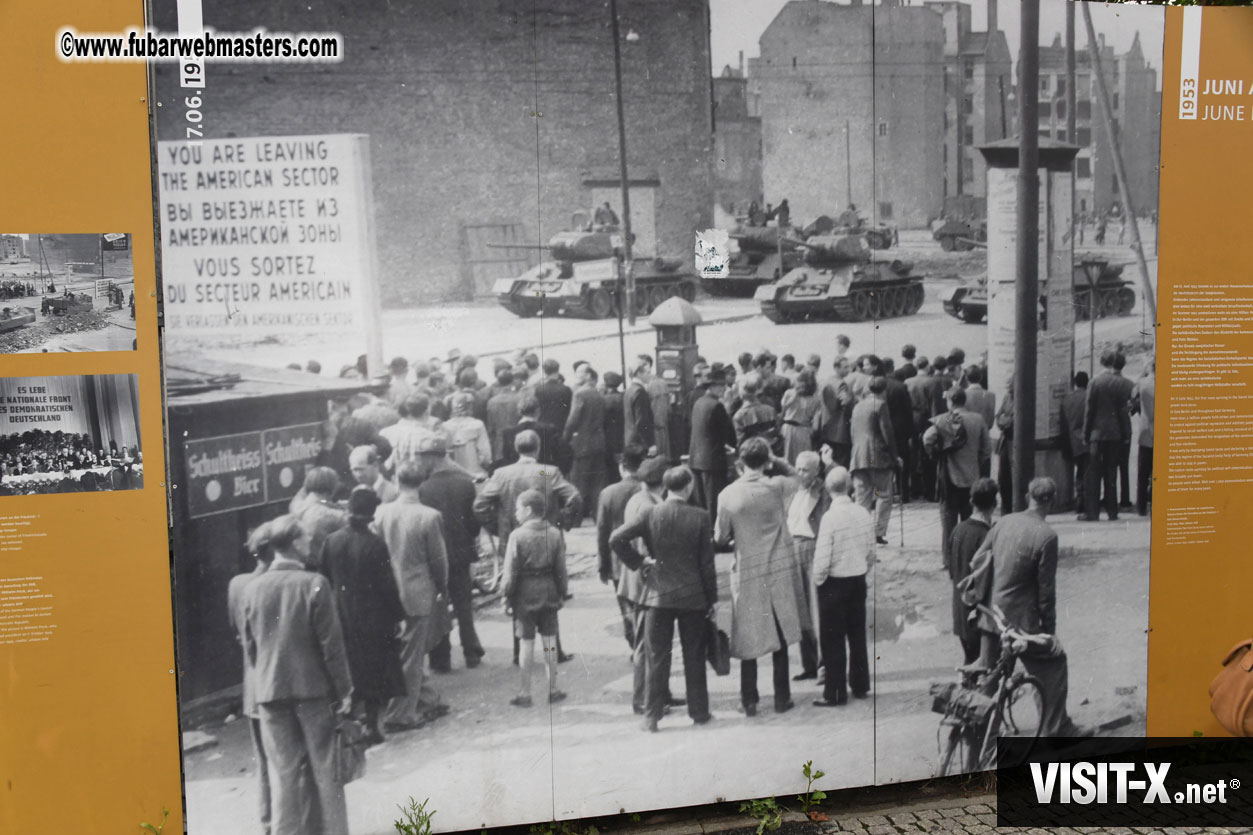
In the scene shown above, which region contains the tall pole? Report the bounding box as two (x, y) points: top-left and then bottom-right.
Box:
(1082, 2), (1158, 327)
(1013, 0), (1040, 513)
(609, 0), (636, 326)
(845, 119), (852, 207)
(1066, 1), (1077, 382)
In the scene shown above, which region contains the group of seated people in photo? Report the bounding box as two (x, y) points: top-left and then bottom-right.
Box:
(0, 429), (142, 496)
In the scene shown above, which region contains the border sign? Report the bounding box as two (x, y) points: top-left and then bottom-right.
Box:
(156, 133), (383, 371)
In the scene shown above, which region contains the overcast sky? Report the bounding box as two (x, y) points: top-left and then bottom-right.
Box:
(710, 0), (1166, 87)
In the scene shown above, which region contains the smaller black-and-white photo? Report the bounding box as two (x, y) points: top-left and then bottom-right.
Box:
(0, 233), (138, 354)
(0, 374), (144, 497)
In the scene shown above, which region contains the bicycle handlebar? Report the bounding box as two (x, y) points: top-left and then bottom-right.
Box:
(974, 603), (1054, 647)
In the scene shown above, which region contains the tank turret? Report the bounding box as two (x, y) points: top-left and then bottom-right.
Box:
(701, 225), (805, 298)
(756, 233), (924, 324)
(490, 212), (695, 319)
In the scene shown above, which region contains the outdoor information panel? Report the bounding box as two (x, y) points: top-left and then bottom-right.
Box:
(3, 1), (1253, 834)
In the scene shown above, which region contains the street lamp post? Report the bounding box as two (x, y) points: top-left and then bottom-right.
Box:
(609, 0), (636, 327)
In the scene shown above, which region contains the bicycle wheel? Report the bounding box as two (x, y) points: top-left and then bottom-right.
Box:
(978, 674), (1048, 769)
(937, 718), (978, 777)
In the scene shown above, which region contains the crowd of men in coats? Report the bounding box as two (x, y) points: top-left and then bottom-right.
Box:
(227, 339), (1149, 834)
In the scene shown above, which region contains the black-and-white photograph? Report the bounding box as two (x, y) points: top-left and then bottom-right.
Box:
(0, 374), (144, 497)
(0, 234), (138, 353)
(152, 1), (1160, 832)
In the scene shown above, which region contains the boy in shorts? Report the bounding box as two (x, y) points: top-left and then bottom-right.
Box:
(504, 488), (568, 707)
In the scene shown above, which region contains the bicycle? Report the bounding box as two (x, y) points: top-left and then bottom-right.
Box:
(932, 603), (1051, 776)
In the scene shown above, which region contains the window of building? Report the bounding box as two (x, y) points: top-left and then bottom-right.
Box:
(963, 126), (975, 145)
(1077, 158), (1091, 178)
(1113, 92), (1120, 109)
(962, 160), (974, 183)
(964, 60), (974, 81)
(1112, 174), (1118, 192)
(1056, 78), (1066, 97)
(792, 56), (797, 69)
(1040, 75), (1050, 94)
(1078, 127), (1091, 145)
(1080, 198), (1088, 212)
(1039, 129), (1051, 140)
(1040, 101), (1052, 117)
(879, 201), (894, 220)
(1112, 117), (1120, 137)
(1078, 101), (1092, 120)
(1057, 129), (1068, 140)
(878, 120), (889, 137)
(1056, 100), (1066, 119)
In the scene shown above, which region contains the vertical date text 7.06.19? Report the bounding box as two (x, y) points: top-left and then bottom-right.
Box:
(181, 59), (204, 142)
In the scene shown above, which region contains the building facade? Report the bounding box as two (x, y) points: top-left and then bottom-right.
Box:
(0, 235), (26, 261)
(927, 0), (1012, 215)
(757, 0), (946, 229)
(1034, 32), (1161, 219)
(150, 0), (714, 306)
(712, 63), (763, 225)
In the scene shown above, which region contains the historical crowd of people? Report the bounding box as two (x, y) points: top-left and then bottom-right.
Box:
(229, 338), (1150, 835)
(0, 430), (142, 495)
(0, 279), (37, 300)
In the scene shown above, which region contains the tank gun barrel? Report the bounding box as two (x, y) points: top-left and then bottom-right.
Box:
(484, 242), (551, 250)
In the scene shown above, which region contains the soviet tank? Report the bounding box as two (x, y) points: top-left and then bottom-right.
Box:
(806, 213), (898, 250)
(755, 233), (925, 324)
(931, 216), (987, 252)
(1073, 255), (1136, 320)
(491, 216), (695, 319)
(941, 258), (1136, 324)
(699, 224), (805, 298)
(940, 273), (988, 323)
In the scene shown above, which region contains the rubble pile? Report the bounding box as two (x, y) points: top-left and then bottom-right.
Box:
(0, 311), (112, 352)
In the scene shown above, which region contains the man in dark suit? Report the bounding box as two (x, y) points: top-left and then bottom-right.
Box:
(229, 536), (275, 835)
(624, 355), (656, 454)
(610, 465), (716, 731)
(1083, 350), (1130, 521)
(1059, 372), (1089, 514)
(849, 375), (899, 545)
(417, 437), (485, 672)
(689, 367), (737, 518)
(922, 388), (991, 567)
(880, 361), (915, 503)
(534, 358), (573, 429)
(243, 515), (353, 835)
(564, 363), (607, 517)
(602, 371), (626, 484)
(596, 446), (647, 653)
(817, 357), (853, 469)
(963, 477), (1090, 737)
(497, 395), (570, 474)
(1112, 352), (1136, 510)
(475, 430), (582, 553)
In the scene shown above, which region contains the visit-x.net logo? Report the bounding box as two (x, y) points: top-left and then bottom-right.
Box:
(997, 738), (1252, 827)
(1031, 761), (1236, 805)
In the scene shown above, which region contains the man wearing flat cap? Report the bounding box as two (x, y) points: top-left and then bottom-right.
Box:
(416, 435), (486, 671)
